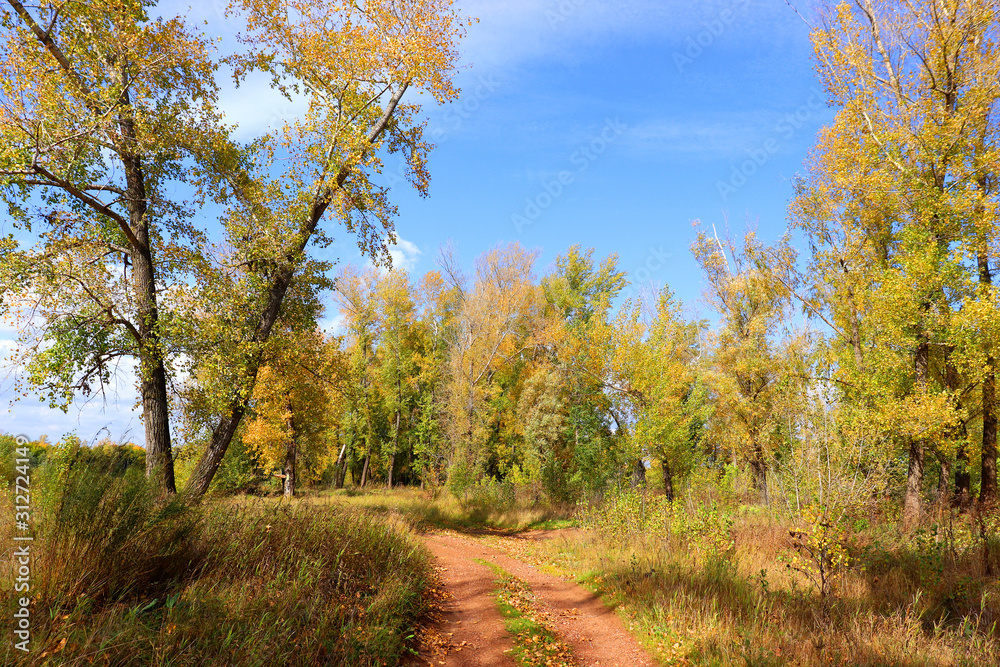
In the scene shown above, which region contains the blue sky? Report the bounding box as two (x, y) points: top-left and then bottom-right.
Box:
(1, 0), (833, 444)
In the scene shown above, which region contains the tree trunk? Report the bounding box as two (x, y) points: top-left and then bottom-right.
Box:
(283, 441), (296, 497)
(982, 356), (998, 506)
(283, 396), (296, 497)
(388, 406), (401, 489)
(955, 440), (972, 508)
(336, 457), (347, 488)
(118, 92), (174, 494)
(943, 350), (970, 507)
(937, 455), (950, 508)
(750, 442), (769, 505)
(905, 332), (930, 526)
(631, 459), (646, 488)
(904, 438), (925, 527)
(184, 84), (411, 497)
(360, 443), (372, 488)
(661, 457), (674, 502)
(981, 249), (998, 506)
(335, 442), (348, 489)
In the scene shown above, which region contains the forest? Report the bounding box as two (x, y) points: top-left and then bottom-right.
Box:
(2, 0), (1000, 665)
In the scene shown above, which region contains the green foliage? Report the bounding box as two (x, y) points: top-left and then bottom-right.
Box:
(207, 434), (267, 496)
(0, 434), (48, 485)
(446, 458), (479, 499)
(463, 477), (517, 519)
(541, 243), (626, 325)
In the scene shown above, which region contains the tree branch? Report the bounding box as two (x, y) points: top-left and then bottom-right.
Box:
(29, 164), (142, 250)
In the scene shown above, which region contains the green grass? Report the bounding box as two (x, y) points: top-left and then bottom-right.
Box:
(476, 559), (575, 667)
(0, 467), (430, 666)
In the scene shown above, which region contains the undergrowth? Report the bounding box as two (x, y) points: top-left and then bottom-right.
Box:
(563, 486), (1000, 666)
(0, 465), (429, 666)
(323, 485), (574, 533)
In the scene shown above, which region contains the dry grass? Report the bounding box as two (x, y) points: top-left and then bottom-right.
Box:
(540, 492), (1000, 666)
(0, 467), (431, 666)
(317, 485), (573, 532)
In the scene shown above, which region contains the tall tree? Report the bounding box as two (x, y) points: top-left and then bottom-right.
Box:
(242, 329), (339, 496)
(0, 0), (222, 492)
(334, 265), (384, 487)
(693, 228), (793, 503)
(182, 0), (463, 495)
(540, 245), (627, 497)
(635, 289), (706, 501)
(375, 269), (419, 487)
(443, 243), (543, 477)
(805, 0), (1000, 518)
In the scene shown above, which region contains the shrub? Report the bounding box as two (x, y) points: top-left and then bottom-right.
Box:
(462, 477), (517, 521)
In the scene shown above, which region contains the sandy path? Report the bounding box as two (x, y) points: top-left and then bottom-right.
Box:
(415, 534), (518, 667)
(409, 530), (656, 667)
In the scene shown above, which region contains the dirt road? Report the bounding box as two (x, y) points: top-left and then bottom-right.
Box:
(406, 530), (656, 667)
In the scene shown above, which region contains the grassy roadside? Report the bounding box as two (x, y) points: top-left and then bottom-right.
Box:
(527, 494), (1000, 667)
(0, 468), (431, 666)
(476, 559), (576, 667)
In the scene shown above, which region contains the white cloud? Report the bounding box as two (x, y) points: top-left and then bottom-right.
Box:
(388, 237), (423, 272)
(217, 73), (310, 140)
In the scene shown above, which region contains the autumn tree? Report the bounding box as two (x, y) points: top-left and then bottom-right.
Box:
(242, 329), (339, 496)
(539, 245), (627, 498)
(442, 243), (543, 483)
(693, 227), (794, 503)
(803, 0), (1000, 518)
(333, 265), (384, 487)
(408, 269), (458, 489)
(0, 0), (225, 492)
(632, 289), (707, 501)
(375, 269), (420, 487)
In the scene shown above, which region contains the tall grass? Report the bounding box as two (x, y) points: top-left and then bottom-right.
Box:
(1, 463), (430, 666)
(561, 485), (1000, 666)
